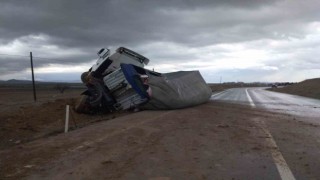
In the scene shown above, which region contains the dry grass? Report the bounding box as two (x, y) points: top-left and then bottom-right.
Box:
(269, 78), (320, 99)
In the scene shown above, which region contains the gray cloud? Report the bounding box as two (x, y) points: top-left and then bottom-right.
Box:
(0, 0), (284, 46)
(0, 0), (319, 82)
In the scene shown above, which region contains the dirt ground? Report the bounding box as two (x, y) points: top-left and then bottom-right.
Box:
(0, 87), (128, 150)
(269, 78), (320, 100)
(1, 86), (320, 179)
(0, 101), (264, 179)
(2, 97), (319, 179)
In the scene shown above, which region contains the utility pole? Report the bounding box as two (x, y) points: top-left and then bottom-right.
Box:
(30, 52), (37, 102)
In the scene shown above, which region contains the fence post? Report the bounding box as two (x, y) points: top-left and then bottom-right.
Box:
(30, 52), (37, 102)
(65, 105), (70, 133)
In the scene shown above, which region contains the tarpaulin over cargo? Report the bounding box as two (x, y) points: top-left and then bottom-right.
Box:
(141, 70), (212, 110)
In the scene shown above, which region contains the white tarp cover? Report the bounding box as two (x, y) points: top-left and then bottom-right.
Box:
(142, 71), (212, 110)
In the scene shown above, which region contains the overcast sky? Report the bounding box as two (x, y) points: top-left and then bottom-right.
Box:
(0, 0), (319, 83)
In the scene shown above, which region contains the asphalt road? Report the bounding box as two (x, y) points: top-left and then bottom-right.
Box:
(214, 87), (320, 115)
(212, 87), (320, 180)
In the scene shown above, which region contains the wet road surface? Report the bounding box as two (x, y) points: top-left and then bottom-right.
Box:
(212, 87), (320, 120)
(212, 87), (320, 180)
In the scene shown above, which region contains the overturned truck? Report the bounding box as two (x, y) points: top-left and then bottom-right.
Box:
(76, 47), (212, 114)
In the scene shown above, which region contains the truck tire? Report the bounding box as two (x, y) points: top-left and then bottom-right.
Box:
(81, 72), (90, 84)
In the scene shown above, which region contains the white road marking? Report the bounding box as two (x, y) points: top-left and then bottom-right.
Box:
(256, 119), (296, 180)
(245, 88), (255, 107)
(246, 89), (296, 180)
(211, 90), (228, 99)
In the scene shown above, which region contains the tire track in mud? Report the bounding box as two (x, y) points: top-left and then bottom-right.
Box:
(67, 111), (174, 152)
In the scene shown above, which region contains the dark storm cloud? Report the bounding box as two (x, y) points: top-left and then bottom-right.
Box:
(0, 0), (319, 81)
(0, 0), (281, 46)
(0, 57), (30, 75)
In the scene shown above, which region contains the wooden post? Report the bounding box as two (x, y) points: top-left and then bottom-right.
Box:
(65, 105), (70, 133)
(30, 52), (37, 102)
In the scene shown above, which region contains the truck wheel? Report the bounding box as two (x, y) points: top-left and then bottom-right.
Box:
(81, 72), (90, 84)
(75, 95), (89, 113)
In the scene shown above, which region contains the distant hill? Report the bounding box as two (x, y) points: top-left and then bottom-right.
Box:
(0, 79), (81, 84)
(209, 82), (268, 92)
(0, 79), (84, 88)
(0, 79), (33, 85)
(269, 78), (320, 99)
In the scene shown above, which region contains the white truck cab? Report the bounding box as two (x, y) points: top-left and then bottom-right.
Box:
(77, 47), (151, 113)
(91, 47), (149, 76)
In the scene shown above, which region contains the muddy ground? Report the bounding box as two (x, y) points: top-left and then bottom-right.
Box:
(1, 87), (320, 179)
(0, 87), (128, 150)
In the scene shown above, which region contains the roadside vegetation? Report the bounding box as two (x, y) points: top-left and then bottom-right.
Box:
(268, 78), (320, 100)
